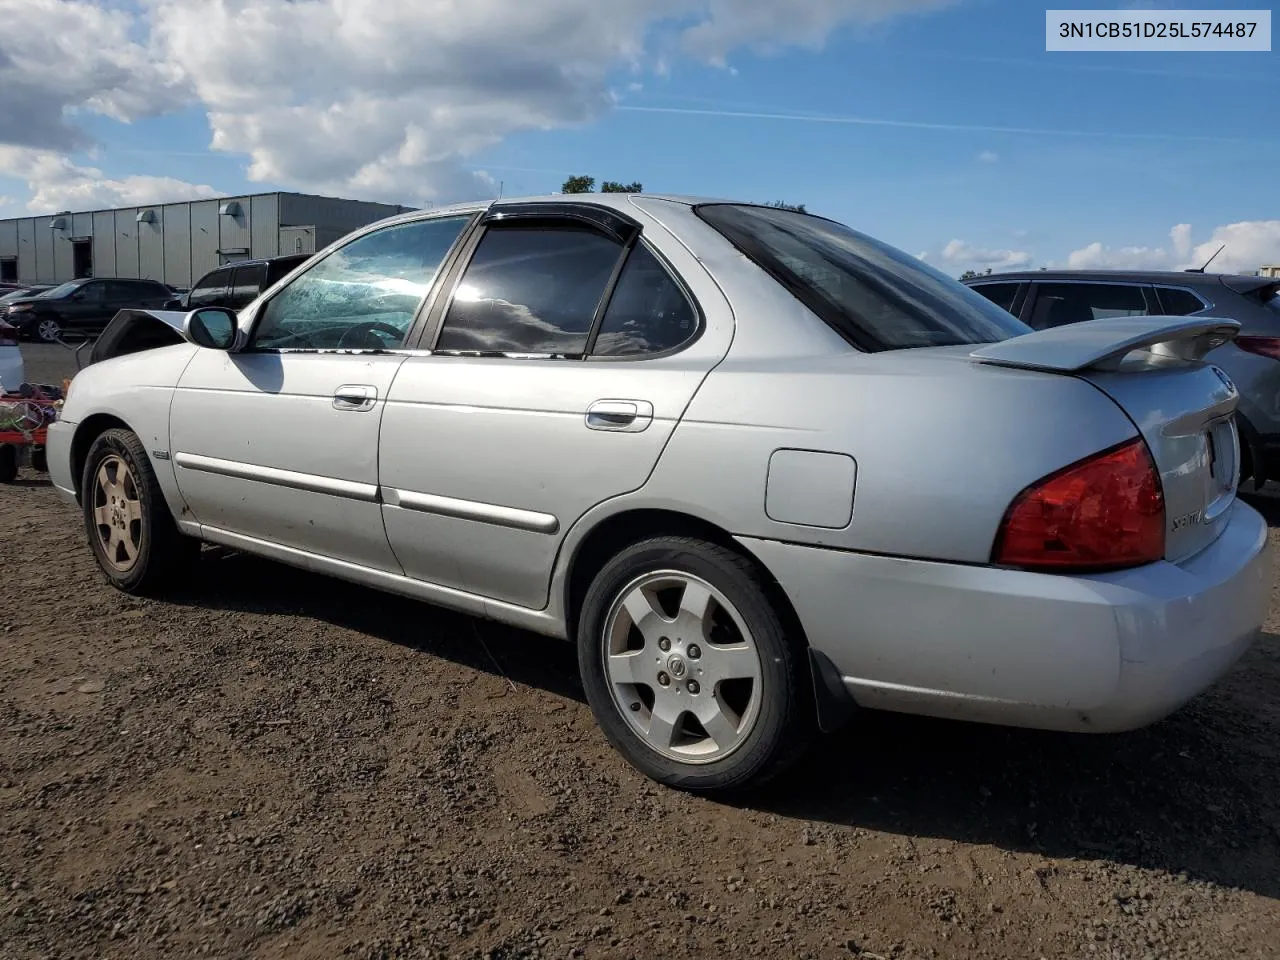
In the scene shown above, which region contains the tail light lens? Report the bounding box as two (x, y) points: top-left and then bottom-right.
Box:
(0, 321), (16, 346)
(1236, 336), (1280, 362)
(994, 437), (1165, 572)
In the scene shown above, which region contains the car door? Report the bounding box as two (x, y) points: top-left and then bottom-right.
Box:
(1023, 281), (1156, 329)
(169, 213), (474, 570)
(59, 279), (111, 330)
(227, 262), (267, 310)
(379, 202), (727, 610)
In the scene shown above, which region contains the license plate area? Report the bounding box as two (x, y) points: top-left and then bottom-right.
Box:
(1203, 415), (1239, 523)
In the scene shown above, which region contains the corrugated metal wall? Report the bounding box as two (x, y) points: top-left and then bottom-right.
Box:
(250, 194), (280, 259)
(114, 210), (139, 278)
(0, 192), (415, 285)
(92, 211), (116, 277)
(162, 205), (192, 288)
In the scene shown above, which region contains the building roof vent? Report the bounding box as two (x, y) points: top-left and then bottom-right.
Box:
(135, 209), (157, 224)
(219, 200), (243, 217)
(50, 216), (68, 230)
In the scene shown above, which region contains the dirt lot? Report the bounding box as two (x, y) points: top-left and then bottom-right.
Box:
(3, 343), (1280, 959)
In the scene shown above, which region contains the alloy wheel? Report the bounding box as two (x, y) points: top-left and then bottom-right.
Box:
(92, 455), (143, 572)
(602, 570), (763, 764)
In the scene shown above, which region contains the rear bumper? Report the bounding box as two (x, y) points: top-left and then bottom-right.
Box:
(741, 500), (1271, 733)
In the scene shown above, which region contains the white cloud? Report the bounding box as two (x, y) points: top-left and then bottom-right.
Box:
(0, 0), (188, 151)
(0, 147), (218, 213)
(0, 0), (956, 209)
(1060, 221), (1280, 274)
(940, 238), (1032, 272)
(978, 150), (999, 163)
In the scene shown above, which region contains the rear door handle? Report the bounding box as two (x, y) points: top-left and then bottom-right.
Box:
(333, 384), (377, 412)
(586, 399), (654, 433)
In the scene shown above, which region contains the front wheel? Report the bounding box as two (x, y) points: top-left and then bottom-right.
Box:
(30, 316), (62, 343)
(577, 536), (812, 793)
(81, 427), (196, 593)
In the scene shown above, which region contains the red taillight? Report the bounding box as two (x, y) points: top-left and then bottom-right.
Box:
(0, 321), (16, 346)
(993, 437), (1165, 572)
(1236, 336), (1280, 362)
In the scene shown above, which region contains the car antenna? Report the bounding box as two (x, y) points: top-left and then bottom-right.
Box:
(1186, 244), (1225, 273)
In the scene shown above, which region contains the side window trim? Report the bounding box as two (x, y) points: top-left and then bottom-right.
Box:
(421, 216), (632, 357)
(245, 212), (481, 354)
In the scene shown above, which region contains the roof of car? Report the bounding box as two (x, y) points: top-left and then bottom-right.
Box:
(964, 269), (1277, 294)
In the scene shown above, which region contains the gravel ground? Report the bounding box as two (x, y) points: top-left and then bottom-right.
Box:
(3, 343), (1279, 959)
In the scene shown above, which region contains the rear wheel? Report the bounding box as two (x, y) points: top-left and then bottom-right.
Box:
(81, 427), (196, 593)
(577, 536), (811, 793)
(0, 445), (16, 483)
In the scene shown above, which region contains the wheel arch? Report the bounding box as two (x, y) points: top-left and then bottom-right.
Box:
(70, 413), (133, 501)
(561, 507), (856, 733)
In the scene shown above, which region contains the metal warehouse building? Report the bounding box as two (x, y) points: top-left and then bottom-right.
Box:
(0, 192), (415, 289)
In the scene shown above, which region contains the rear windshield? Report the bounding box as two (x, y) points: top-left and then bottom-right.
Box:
(695, 203), (1031, 350)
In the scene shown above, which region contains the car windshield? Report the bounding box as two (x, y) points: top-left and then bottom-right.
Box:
(0, 289), (37, 304)
(695, 203), (1031, 351)
(39, 281), (85, 299)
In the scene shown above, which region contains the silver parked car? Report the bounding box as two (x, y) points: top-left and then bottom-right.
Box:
(46, 196), (1271, 792)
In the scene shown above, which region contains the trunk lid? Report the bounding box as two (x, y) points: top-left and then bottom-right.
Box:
(972, 315), (1242, 563)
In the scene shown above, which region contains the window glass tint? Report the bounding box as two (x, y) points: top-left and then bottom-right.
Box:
(253, 215), (469, 350)
(1029, 283), (1148, 329)
(77, 282), (106, 302)
(593, 244), (697, 357)
(187, 269), (231, 309)
(695, 204), (1028, 350)
(969, 282), (1019, 315)
(436, 224), (621, 354)
(229, 263), (267, 308)
(1158, 287), (1207, 316)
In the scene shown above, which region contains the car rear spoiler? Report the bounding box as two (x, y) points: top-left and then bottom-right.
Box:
(969, 315), (1240, 374)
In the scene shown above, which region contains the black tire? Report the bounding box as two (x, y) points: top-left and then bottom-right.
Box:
(28, 316), (61, 343)
(0, 444), (16, 483)
(31, 446), (47, 473)
(80, 427), (197, 594)
(577, 535), (812, 793)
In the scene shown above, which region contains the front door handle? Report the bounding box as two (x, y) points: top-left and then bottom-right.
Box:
(586, 399), (654, 433)
(333, 384), (377, 412)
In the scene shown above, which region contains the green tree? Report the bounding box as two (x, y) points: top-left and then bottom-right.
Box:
(561, 175), (642, 194)
(768, 201), (807, 213)
(959, 268), (993, 280)
(561, 175), (595, 194)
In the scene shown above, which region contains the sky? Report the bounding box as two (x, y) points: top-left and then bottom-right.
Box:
(0, 0), (1277, 276)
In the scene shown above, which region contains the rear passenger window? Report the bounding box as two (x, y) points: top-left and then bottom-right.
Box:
(436, 224), (622, 355)
(968, 282), (1020, 315)
(1158, 287), (1207, 316)
(592, 244), (698, 357)
(1029, 283), (1149, 329)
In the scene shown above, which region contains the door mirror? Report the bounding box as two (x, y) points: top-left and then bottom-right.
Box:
(184, 307), (238, 350)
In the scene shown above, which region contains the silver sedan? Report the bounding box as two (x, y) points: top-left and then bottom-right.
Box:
(46, 195), (1271, 792)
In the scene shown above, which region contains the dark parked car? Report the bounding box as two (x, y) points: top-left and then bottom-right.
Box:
(963, 269), (1280, 488)
(166, 254), (313, 311)
(2, 278), (175, 342)
(78, 255), (314, 370)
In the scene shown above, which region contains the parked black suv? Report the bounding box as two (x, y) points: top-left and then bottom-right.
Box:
(167, 254), (312, 312)
(963, 269), (1280, 488)
(2, 278), (175, 342)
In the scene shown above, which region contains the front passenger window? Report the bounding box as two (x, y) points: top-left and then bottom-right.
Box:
(252, 215), (470, 351)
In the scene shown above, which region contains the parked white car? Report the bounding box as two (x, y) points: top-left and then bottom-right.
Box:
(46, 195), (1271, 792)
